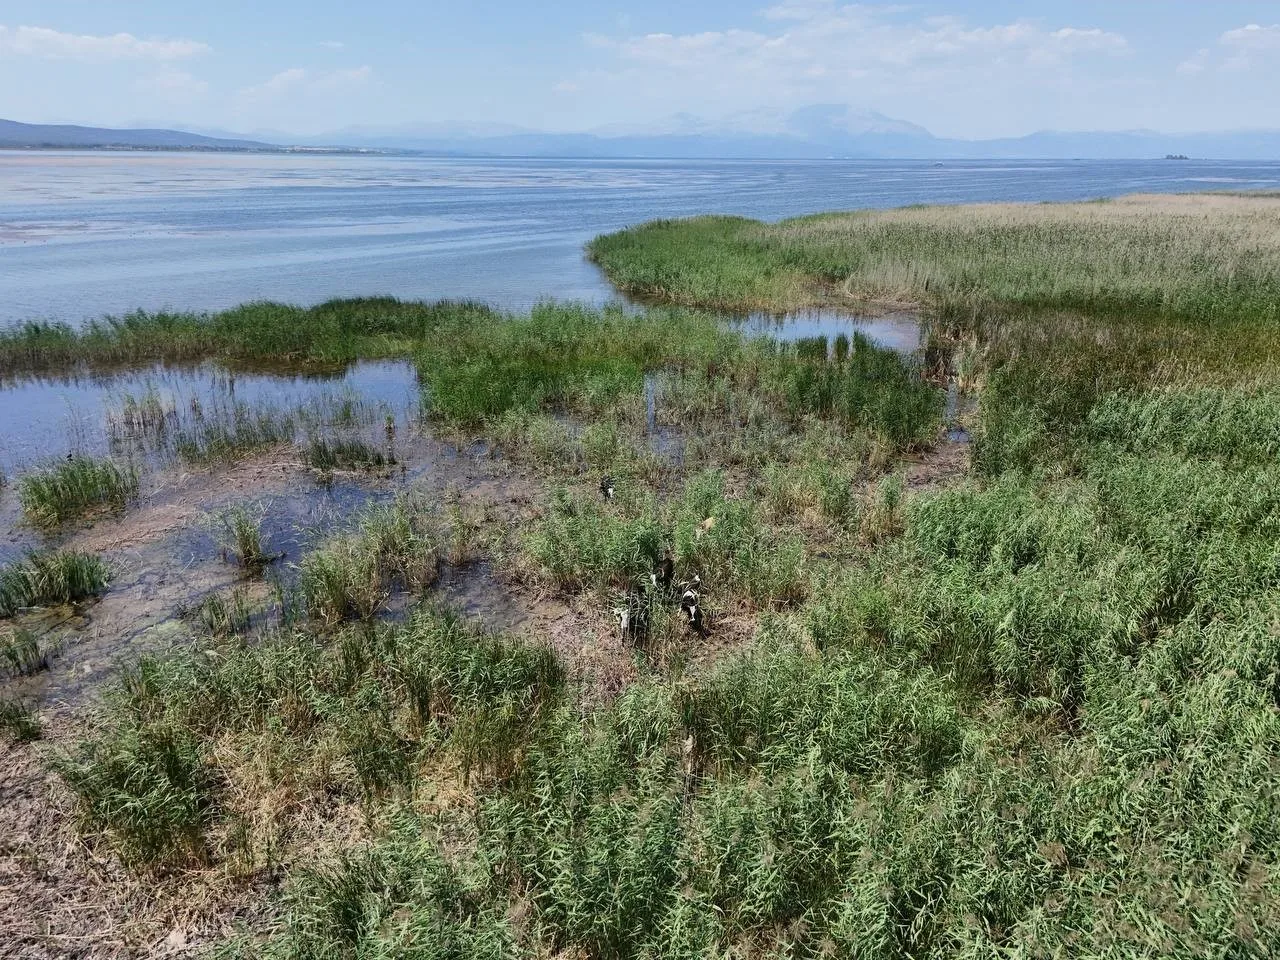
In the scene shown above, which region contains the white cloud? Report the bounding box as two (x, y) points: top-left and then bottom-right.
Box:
(1180, 23), (1280, 74)
(553, 80), (579, 94)
(0, 24), (209, 61)
(594, 7), (1126, 76)
(319, 40), (346, 50)
(551, 4), (1154, 138)
(239, 65), (374, 101)
(1220, 23), (1280, 49)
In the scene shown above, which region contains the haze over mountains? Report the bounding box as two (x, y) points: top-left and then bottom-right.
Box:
(5, 106), (1280, 159)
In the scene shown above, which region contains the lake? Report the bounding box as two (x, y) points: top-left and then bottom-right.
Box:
(4, 151), (1280, 326)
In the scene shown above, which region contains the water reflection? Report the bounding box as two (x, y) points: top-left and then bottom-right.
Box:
(736, 309), (922, 356)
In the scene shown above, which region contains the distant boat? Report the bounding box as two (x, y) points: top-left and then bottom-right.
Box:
(1164, 154), (1191, 160)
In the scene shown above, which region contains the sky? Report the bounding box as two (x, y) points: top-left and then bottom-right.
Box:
(1, 1), (1279, 139)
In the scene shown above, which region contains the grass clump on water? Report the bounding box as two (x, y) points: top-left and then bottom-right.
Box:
(305, 436), (391, 472)
(0, 550), (111, 617)
(1, 627), (53, 677)
(18, 455), (139, 528)
(212, 504), (278, 572)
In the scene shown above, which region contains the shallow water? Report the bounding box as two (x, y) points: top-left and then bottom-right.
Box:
(739, 309), (922, 355)
(0, 359), (420, 478)
(0, 428), (513, 710)
(5, 152), (1280, 325)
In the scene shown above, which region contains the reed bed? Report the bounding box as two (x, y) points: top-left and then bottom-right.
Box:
(417, 301), (939, 452)
(588, 192), (1280, 324)
(54, 607), (564, 865)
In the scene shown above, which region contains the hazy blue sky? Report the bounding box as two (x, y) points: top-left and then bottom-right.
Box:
(2, 2), (1279, 138)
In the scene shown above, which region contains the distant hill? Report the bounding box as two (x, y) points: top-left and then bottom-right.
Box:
(286, 106), (1280, 160)
(5, 108), (1280, 160)
(0, 119), (273, 151)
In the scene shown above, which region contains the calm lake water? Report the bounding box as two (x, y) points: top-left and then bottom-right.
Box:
(4, 151), (1280, 325)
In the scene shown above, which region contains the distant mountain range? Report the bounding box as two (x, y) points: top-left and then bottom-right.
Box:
(0, 118), (271, 151)
(5, 107), (1280, 159)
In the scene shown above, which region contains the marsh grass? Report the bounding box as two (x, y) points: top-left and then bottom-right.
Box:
(298, 499), (443, 623)
(43, 194), (1280, 955)
(174, 403), (294, 464)
(305, 436), (391, 473)
(0, 298), (499, 376)
(0, 550), (111, 617)
(56, 606), (564, 865)
(190, 587), (254, 639)
(212, 504), (278, 572)
(18, 455), (139, 528)
(0, 627), (53, 677)
(1, 698), (42, 742)
(106, 387), (179, 448)
(525, 469), (807, 610)
(588, 193), (1280, 324)
(251, 815), (515, 960)
(417, 302), (739, 428)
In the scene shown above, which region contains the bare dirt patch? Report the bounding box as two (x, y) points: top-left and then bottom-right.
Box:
(903, 436), (970, 492)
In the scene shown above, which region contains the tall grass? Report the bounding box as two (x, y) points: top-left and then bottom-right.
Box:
(18, 455), (139, 528)
(41, 194), (1280, 955)
(298, 500), (442, 623)
(55, 607), (564, 865)
(0, 550), (111, 617)
(524, 470), (807, 608)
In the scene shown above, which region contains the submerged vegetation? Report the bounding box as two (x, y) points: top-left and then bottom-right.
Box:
(9, 192), (1280, 956)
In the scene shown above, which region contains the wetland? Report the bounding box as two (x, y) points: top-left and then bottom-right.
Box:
(3, 190), (1280, 958)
